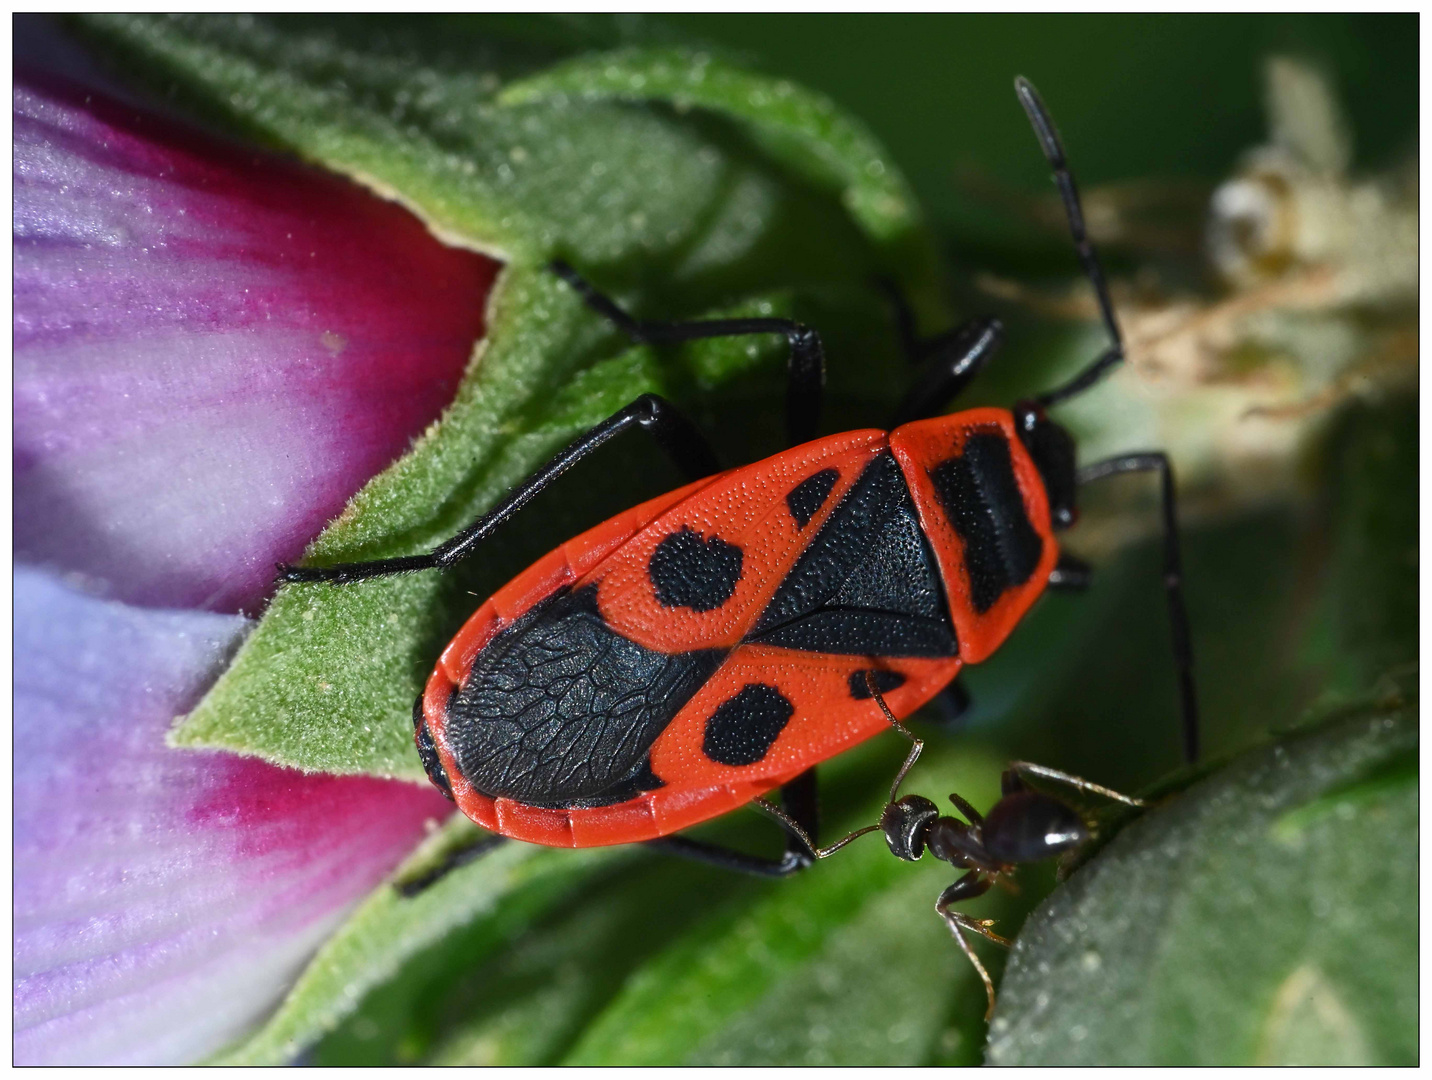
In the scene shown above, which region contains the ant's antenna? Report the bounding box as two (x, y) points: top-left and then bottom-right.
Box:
(1014, 77), (1125, 409)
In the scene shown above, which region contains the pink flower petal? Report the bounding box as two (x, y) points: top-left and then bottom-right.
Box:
(14, 567), (454, 1064)
(14, 79), (500, 614)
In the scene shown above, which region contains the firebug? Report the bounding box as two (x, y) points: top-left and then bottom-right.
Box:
(279, 79), (1198, 987)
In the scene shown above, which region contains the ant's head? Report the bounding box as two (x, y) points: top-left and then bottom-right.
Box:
(880, 793), (942, 862)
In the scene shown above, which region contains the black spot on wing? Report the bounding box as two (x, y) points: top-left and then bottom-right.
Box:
(444, 585), (723, 807)
(928, 431), (1043, 614)
(703, 683), (794, 766)
(786, 468), (839, 529)
(752, 453), (957, 657)
(848, 669), (907, 700)
(649, 526), (743, 612)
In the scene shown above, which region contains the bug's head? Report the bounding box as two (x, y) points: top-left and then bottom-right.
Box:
(1013, 400), (1077, 530)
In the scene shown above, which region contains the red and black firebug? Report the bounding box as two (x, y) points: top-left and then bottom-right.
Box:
(280, 78), (1199, 1006)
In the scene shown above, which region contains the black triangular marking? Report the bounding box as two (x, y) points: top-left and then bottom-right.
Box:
(834, 501), (945, 620)
(751, 453), (957, 657)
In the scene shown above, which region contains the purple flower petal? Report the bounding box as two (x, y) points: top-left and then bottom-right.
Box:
(14, 567), (454, 1065)
(14, 79), (500, 614)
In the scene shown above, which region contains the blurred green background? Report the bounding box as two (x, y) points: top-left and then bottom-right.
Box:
(665, 13), (1415, 234)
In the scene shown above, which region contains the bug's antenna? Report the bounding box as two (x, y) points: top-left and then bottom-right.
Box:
(1014, 77), (1125, 409)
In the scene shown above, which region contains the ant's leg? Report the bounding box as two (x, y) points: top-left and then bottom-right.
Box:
(936, 871), (1009, 1020)
(947, 790), (985, 828)
(552, 260), (825, 448)
(1075, 451), (1199, 763)
(889, 317), (1006, 428)
(393, 834), (508, 898)
(648, 769), (831, 878)
(1007, 761), (1148, 808)
(937, 870), (1003, 927)
(1012, 77), (1126, 409)
(279, 393), (718, 585)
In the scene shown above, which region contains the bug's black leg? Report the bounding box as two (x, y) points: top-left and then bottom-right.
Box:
(552, 260), (826, 448)
(1012, 77), (1125, 410)
(876, 277), (928, 367)
(644, 835), (805, 877)
(643, 833), (809, 878)
(278, 393), (718, 585)
(393, 834), (509, 898)
(1075, 452), (1199, 764)
(1047, 552), (1092, 591)
(880, 267), (1006, 424)
(889, 317), (1006, 428)
(780, 767), (820, 851)
(644, 768), (826, 879)
(922, 677), (972, 732)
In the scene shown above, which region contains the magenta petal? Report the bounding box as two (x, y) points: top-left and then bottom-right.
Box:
(14, 567), (454, 1065)
(14, 80), (500, 613)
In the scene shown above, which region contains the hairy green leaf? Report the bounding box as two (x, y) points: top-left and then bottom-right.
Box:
(498, 47), (944, 319)
(304, 740), (1025, 1066)
(74, 15), (941, 775)
(213, 817), (629, 1064)
(986, 698), (1417, 1065)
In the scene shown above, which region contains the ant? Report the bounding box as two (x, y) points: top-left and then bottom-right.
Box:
(757, 672), (1148, 1020)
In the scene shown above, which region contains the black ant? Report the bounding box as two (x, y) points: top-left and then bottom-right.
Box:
(757, 673), (1147, 1019)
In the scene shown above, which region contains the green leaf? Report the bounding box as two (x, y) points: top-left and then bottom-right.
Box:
(73, 15), (942, 775)
(212, 816), (630, 1064)
(986, 697), (1417, 1066)
(1301, 400), (1418, 697)
(563, 745), (1004, 1065)
(498, 47), (944, 321)
(306, 739), (1026, 1066)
